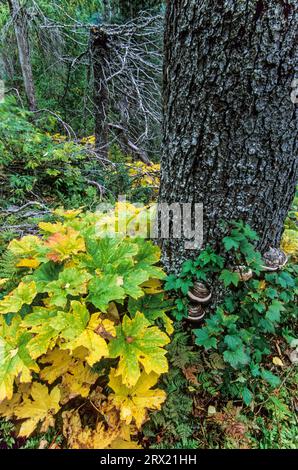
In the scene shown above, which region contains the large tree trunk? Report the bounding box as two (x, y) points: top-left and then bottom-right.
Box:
(159, 0), (298, 273)
(8, 0), (36, 111)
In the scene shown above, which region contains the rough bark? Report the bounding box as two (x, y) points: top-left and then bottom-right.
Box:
(91, 28), (110, 160)
(159, 0), (298, 273)
(8, 0), (36, 111)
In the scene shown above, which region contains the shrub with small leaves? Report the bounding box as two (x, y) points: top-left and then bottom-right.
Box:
(165, 221), (298, 405)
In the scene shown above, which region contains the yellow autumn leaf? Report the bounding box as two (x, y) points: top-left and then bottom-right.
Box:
(45, 227), (85, 262)
(281, 229), (298, 260)
(60, 314), (114, 367)
(60, 361), (99, 403)
(80, 135), (95, 145)
(108, 369), (166, 429)
(16, 258), (40, 269)
(259, 280), (266, 290)
(15, 382), (60, 437)
(8, 235), (42, 258)
(0, 281), (37, 315)
(109, 437), (142, 449)
(53, 208), (83, 219)
(272, 357), (284, 367)
(0, 384), (32, 424)
(109, 312), (170, 387)
(0, 316), (39, 401)
(62, 411), (120, 449)
(38, 222), (66, 234)
(39, 349), (74, 384)
(62, 328), (109, 367)
(141, 279), (164, 294)
(88, 314), (116, 337)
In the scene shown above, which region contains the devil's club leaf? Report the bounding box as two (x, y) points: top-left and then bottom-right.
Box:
(122, 269), (151, 299)
(62, 411), (120, 449)
(39, 349), (75, 384)
(0, 316), (39, 401)
(109, 312), (170, 387)
(108, 368), (166, 428)
(57, 301), (90, 340)
(22, 307), (63, 359)
(88, 275), (125, 312)
(43, 268), (91, 308)
(45, 227), (85, 262)
(128, 294), (173, 335)
(8, 235), (42, 258)
(15, 382), (60, 436)
(60, 361), (98, 401)
(0, 281), (37, 314)
(61, 312), (112, 366)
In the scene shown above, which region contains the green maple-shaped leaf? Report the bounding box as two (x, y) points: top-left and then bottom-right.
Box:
(265, 300), (285, 323)
(109, 312), (170, 387)
(223, 346), (250, 369)
(128, 294), (174, 335)
(32, 261), (63, 289)
(0, 281), (37, 315)
(223, 236), (240, 251)
(0, 316), (39, 401)
(88, 275), (125, 312)
(85, 237), (138, 272)
(22, 307), (60, 359)
(194, 328), (217, 350)
(122, 269), (151, 299)
(224, 334), (243, 350)
(42, 268), (91, 308)
(133, 239), (165, 279)
(57, 300), (90, 341)
(219, 270), (240, 288)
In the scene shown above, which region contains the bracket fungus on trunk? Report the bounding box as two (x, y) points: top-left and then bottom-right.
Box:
(261, 248), (288, 272)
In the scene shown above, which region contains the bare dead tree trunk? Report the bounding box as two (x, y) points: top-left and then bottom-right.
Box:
(91, 28), (110, 160)
(90, 16), (162, 163)
(8, 0), (36, 111)
(159, 0), (298, 273)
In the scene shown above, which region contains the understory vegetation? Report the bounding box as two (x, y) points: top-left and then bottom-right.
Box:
(0, 101), (297, 448)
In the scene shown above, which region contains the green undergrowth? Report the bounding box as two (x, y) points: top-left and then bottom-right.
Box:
(144, 220), (297, 449)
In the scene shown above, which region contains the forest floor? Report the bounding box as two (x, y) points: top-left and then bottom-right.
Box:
(0, 105), (297, 449)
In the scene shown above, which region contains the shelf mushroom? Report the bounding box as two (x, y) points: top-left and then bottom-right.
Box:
(187, 304), (206, 322)
(187, 282), (212, 303)
(233, 265), (253, 282)
(261, 248), (288, 272)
